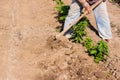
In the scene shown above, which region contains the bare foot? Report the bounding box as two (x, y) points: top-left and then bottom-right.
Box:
(105, 39), (111, 43)
(105, 39), (114, 48)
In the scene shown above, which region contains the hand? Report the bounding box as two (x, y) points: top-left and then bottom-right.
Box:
(103, 0), (106, 2)
(83, 3), (92, 14)
(85, 5), (91, 14)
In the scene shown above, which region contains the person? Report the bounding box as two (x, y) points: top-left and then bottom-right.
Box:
(63, 0), (112, 42)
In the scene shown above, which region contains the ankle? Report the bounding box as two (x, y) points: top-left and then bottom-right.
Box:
(105, 39), (112, 43)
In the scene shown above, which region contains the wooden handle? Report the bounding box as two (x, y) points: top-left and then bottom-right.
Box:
(56, 0), (103, 38)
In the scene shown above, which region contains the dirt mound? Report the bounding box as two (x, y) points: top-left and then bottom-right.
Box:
(46, 35), (72, 50)
(0, 0), (120, 80)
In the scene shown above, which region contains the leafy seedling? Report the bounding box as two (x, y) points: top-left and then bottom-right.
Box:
(71, 17), (90, 43)
(83, 37), (94, 51)
(94, 41), (109, 63)
(84, 38), (109, 63)
(55, 0), (70, 22)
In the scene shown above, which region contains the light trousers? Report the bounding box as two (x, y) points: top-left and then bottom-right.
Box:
(63, 0), (112, 39)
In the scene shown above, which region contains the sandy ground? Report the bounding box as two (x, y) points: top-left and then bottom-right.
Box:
(0, 0), (120, 80)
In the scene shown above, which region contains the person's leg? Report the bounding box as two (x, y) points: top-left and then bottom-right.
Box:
(63, 0), (83, 38)
(93, 2), (112, 40)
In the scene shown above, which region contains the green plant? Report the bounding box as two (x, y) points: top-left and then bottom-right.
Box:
(71, 17), (90, 43)
(92, 41), (109, 63)
(55, 0), (64, 5)
(83, 37), (94, 51)
(55, 0), (70, 21)
(93, 41), (109, 63)
(83, 39), (109, 63)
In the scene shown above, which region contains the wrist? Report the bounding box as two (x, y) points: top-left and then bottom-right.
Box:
(83, 2), (89, 7)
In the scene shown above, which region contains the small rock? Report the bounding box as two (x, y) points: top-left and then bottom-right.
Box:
(58, 62), (68, 70)
(94, 71), (106, 79)
(56, 73), (69, 80)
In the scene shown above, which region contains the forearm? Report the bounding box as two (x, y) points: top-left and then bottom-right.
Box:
(77, 0), (89, 7)
(77, 0), (92, 13)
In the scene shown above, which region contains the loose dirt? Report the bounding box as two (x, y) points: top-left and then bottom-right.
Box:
(0, 0), (120, 80)
(46, 35), (72, 50)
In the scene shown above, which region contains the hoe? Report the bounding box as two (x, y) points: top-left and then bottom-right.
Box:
(49, 0), (103, 44)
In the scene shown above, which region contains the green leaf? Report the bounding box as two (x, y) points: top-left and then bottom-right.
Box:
(55, 0), (64, 5)
(59, 16), (66, 21)
(97, 40), (109, 55)
(94, 58), (100, 63)
(83, 37), (94, 50)
(94, 57), (102, 63)
(90, 50), (97, 55)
